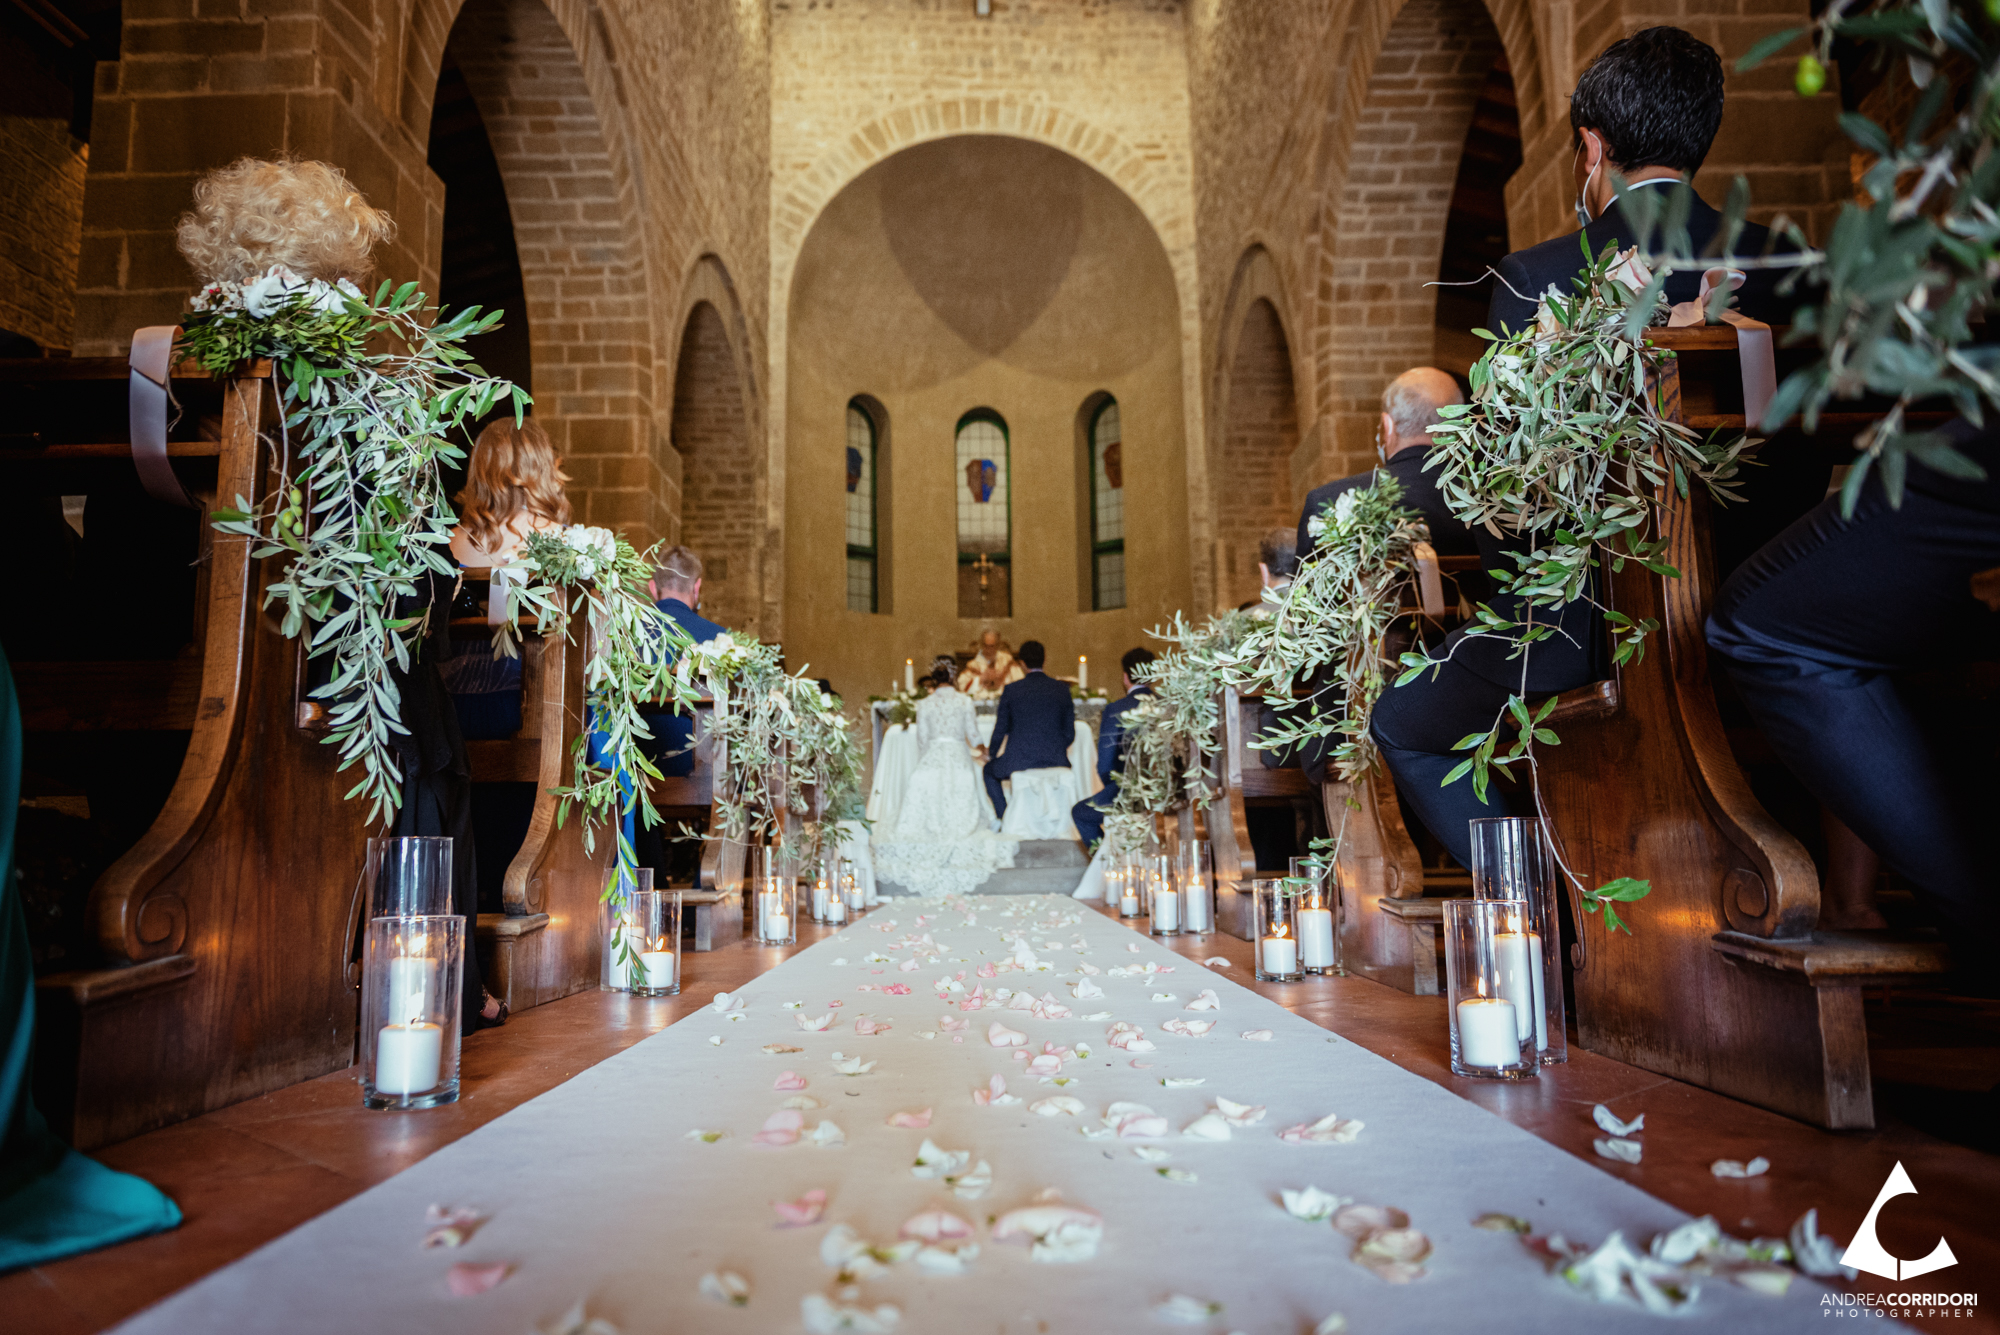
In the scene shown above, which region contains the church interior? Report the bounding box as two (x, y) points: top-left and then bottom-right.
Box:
(2, 0), (1997, 1330)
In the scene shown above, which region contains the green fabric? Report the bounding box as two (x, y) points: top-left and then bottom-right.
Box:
(0, 646), (181, 1272)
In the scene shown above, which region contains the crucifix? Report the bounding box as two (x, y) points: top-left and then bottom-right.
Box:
(972, 552), (996, 617)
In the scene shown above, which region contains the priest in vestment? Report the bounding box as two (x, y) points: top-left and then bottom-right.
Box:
(956, 628), (1024, 701)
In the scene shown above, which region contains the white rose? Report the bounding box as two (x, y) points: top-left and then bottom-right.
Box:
(242, 266), (305, 319)
(308, 277), (363, 314)
(1332, 491), (1360, 528)
(1606, 247), (1655, 297)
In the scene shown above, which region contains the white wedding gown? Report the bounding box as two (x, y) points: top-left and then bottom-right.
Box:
(872, 685), (1018, 897)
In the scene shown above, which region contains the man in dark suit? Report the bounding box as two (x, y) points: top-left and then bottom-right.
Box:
(632, 545), (729, 887)
(1370, 26), (1803, 870)
(1071, 647), (1156, 849)
(1297, 367), (1477, 564)
(982, 639), (1075, 820)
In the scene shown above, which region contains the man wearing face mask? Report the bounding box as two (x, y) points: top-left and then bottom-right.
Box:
(1487, 26), (1792, 339)
(1373, 26), (1806, 873)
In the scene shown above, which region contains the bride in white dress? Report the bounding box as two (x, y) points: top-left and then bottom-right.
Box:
(872, 658), (1019, 897)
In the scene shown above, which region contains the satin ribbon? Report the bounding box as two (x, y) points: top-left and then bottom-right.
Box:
(1665, 268), (1776, 428)
(128, 325), (198, 508)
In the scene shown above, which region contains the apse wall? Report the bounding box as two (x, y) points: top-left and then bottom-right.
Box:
(784, 136), (1189, 707)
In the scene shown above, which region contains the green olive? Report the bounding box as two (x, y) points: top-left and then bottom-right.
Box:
(1795, 54), (1827, 98)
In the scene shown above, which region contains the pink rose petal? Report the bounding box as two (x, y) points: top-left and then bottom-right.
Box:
(901, 1209), (975, 1243)
(854, 1018), (891, 1036)
(1130, 1059), (1154, 1069)
(988, 1022), (1028, 1047)
(828, 1000), (844, 1008)
(899, 958), (921, 972)
(939, 1015), (967, 1032)
(887, 1107), (934, 1128)
(1241, 1029), (1274, 1041)
(976, 962), (998, 978)
(1026, 1053), (1063, 1077)
(752, 1109), (805, 1147)
(884, 984), (913, 996)
(772, 1188), (827, 1226)
(773, 1071), (808, 1091)
(447, 1262), (510, 1296)
(974, 1074), (1009, 1106)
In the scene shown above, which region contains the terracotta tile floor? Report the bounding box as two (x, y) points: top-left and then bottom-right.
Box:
(5, 906), (1997, 1333)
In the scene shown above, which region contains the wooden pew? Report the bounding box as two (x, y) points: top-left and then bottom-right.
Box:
(1206, 685), (1316, 939)
(644, 687), (745, 950)
(10, 357), (381, 1150)
(447, 582), (617, 1012)
(1532, 324), (1950, 1129)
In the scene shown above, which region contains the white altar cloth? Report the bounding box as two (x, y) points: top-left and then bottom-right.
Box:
(112, 897), (1876, 1335)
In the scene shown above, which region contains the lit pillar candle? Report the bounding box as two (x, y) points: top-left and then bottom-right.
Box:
(1298, 906), (1336, 969)
(1153, 886), (1180, 931)
(1182, 874), (1211, 931)
(758, 890), (786, 941)
(376, 1022), (443, 1095)
(1494, 930), (1547, 1050)
(905, 659), (915, 691)
(811, 880), (831, 921)
(639, 941), (676, 990)
(1260, 929), (1298, 976)
(1119, 877), (1140, 917)
(605, 920), (633, 988)
(826, 890), (846, 924)
(386, 954), (435, 1024)
(1078, 656), (1088, 690)
(1455, 995), (1521, 1068)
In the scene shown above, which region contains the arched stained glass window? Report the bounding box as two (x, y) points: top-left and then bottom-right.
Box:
(1088, 398), (1126, 610)
(955, 408), (1010, 619)
(845, 400), (878, 612)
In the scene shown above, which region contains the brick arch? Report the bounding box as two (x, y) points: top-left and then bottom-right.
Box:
(1302, 0), (1532, 485)
(672, 297), (761, 638)
(404, 0), (662, 542)
(1209, 246), (1306, 613)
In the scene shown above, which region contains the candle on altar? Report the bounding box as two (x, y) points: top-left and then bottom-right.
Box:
(1152, 886), (1180, 931)
(1455, 990), (1520, 1069)
(905, 659), (915, 691)
(1078, 656), (1088, 690)
(758, 890), (786, 941)
(375, 1022), (443, 1095)
(639, 937), (676, 991)
(1494, 929), (1547, 1050)
(1298, 903), (1336, 970)
(386, 950), (435, 1024)
(1260, 924), (1298, 976)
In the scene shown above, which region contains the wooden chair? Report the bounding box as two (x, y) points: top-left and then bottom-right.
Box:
(10, 358), (382, 1150)
(1531, 325), (1950, 1130)
(643, 687), (745, 950)
(1206, 685), (1316, 938)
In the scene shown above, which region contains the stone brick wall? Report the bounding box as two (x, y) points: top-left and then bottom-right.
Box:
(674, 300), (762, 637)
(1188, 0), (1847, 504)
(1215, 298), (1300, 610)
(0, 116), (88, 351)
(71, 0), (769, 556)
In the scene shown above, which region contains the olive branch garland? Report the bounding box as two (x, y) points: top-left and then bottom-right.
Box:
(1407, 240), (1757, 932)
(493, 526), (701, 899)
(191, 279), (526, 824)
(1106, 611), (1254, 820)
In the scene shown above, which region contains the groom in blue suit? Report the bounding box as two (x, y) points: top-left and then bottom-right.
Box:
(981, 640), (1075, 820)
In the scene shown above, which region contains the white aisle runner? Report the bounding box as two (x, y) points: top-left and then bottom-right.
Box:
(115, 897), (1874, 1335)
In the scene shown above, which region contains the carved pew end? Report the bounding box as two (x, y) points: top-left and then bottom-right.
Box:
(680, 888), (742, 952)
(33, 955), (199, 1149)
(475, 913), (550, 1014)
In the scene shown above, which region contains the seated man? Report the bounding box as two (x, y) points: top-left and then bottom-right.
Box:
(1370, 27), (1789, 869)
(1239, 528), (1297, 614)
(1071, 647), (1157, 849)
(981, 640), (1075, 820)
(1297, 367), (1476, 563)
(635, 546), (728, 886)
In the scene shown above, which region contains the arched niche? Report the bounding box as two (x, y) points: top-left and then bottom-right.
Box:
(782, 134), (1185, 705)
(672, 298), (760, 637)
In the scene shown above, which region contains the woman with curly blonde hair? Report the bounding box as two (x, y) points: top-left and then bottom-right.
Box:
(176, 156), (393, 286)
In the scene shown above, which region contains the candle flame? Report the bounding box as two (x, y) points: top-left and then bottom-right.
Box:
(1273, 921), (1290, 940)
(652, 935), (670, 953)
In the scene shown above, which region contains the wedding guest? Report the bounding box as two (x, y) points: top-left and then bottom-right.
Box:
(982, 640), (1075, 820)
(441, 418), (571, 739)
(1708, 420), (2000, 949)
(1239, 529), (1297, 613)
(1372, 30), (1792, 869)
(1071, 647), (1156, 850)
(1296, 368), (1472, 563)
(637, 546), (729, 887)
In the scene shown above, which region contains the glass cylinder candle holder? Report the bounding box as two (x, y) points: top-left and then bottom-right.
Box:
(1252, 878), (1303, 982)
(367, 835), (453, 918)
(755, 875), (796, 945)
(1113, 858), (1143, 919)
(1176, 839), (1215, 935)
(809, 874), (835, 924)
(1444, 897), (1539, 1080)
(840, 860), (866, 916)
(1290, 858), (1341, 976)
(601, 866), (651, 991)
(630, 888), (682, 997)
(362, 915), (463, 1109)
(1145, 855), (1181, 935)
(1468, 817), (1567, 1064)
(824, 873), (848, 926)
